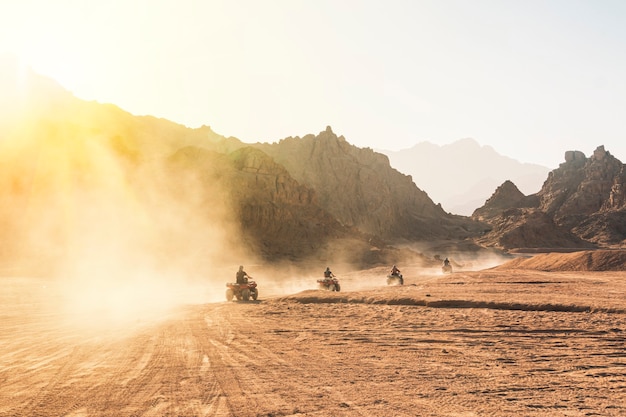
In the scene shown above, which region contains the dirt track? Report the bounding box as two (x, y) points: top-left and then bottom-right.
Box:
(1, 267), (625, 416)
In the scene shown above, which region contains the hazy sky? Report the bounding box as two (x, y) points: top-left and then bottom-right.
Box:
(2, 0), (626, 168)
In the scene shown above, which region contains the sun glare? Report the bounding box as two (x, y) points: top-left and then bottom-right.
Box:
(16, 45), (84, 91)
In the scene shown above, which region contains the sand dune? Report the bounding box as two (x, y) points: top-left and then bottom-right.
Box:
(493, 250), (626, 272)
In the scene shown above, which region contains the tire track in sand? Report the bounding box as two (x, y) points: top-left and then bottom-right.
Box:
(190, 303), (309, 417)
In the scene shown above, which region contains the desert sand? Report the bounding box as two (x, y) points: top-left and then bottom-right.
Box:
(1, 253), (625, 416)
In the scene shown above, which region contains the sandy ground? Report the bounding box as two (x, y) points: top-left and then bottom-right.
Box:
(1, 264), (625, 416)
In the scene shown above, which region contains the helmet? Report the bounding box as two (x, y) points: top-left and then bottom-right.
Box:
(239, 265), (243, 270)
(326, 267), (330, 271)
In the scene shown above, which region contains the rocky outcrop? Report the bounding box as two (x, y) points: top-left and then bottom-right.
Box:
(473, 146), (626, 248)
(606, 164), (626, 210)
(254, 127), (483, 240)
(474, 208), (593, 250)
(167, 146), (353, 261)
(538, 146), (624, 229)
(472, 180), (539, 222)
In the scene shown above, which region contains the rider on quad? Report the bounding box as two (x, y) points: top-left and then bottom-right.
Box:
(236, 265), (250, 284)
(226, 265), (258, 301)
(318, 267), (340, 291)
(387, 264), (404, 285)
(324, 267), (335, 278)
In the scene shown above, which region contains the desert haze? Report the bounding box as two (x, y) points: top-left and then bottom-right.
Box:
(2, 62), (626, 417)
(1, 251), (625, 417)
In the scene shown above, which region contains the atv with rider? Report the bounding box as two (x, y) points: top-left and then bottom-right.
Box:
(318, 267), (341, 291)
(387, 265), (404, 285)
(317, 276), (341, 291)
(226, 265), (259, 301)
(226, 278), (258, 301)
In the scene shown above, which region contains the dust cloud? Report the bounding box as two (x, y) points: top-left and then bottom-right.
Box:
(0, 108), (253, 332)
(0, 114), (516, 328)
(0, 64), (517, 332)
(395, 240), (515, 272)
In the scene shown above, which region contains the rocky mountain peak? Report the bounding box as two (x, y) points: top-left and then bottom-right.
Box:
(254, 128), (482, 240)
(489, 180), (525, 201)
(539, 145), (624, 226)
(472, 180), (538, 222)
(474, 145), (626, 248)
(563, 150), (587, 164)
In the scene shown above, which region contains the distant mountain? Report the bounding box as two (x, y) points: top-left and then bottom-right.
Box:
(380, 138), (549, 215)
(473, 146), (626, 249)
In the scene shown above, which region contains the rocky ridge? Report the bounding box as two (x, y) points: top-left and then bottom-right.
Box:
(474, 146), (626, 249)
(0, 63), (487, 272)
(166, 145), (353, 262)
(253, 127), (482, 240)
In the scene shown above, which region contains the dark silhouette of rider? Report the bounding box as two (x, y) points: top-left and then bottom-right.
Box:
(391, 265), (401, 276)
(443, 258), (450, 267)
(236, 265), (249, 284)
(324, 267), (334, 278)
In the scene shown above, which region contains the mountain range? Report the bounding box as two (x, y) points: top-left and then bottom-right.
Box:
(1, 60), (625, 276)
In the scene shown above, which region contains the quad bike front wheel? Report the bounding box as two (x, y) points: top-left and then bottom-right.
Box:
(251, 288), (258, 300)
(242, 288), (250, 301)
(334, 283), (341, 292)
(226, 288), (234, 301)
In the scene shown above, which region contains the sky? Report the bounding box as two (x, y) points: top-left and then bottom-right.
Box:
(2, 0), (626, 168)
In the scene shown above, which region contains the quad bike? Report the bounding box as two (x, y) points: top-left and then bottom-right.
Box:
(386, 273), (404, 285)
(317, 277), (341, 291)
(441, 264), (453, 274)
(226, 277), (258, 301)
